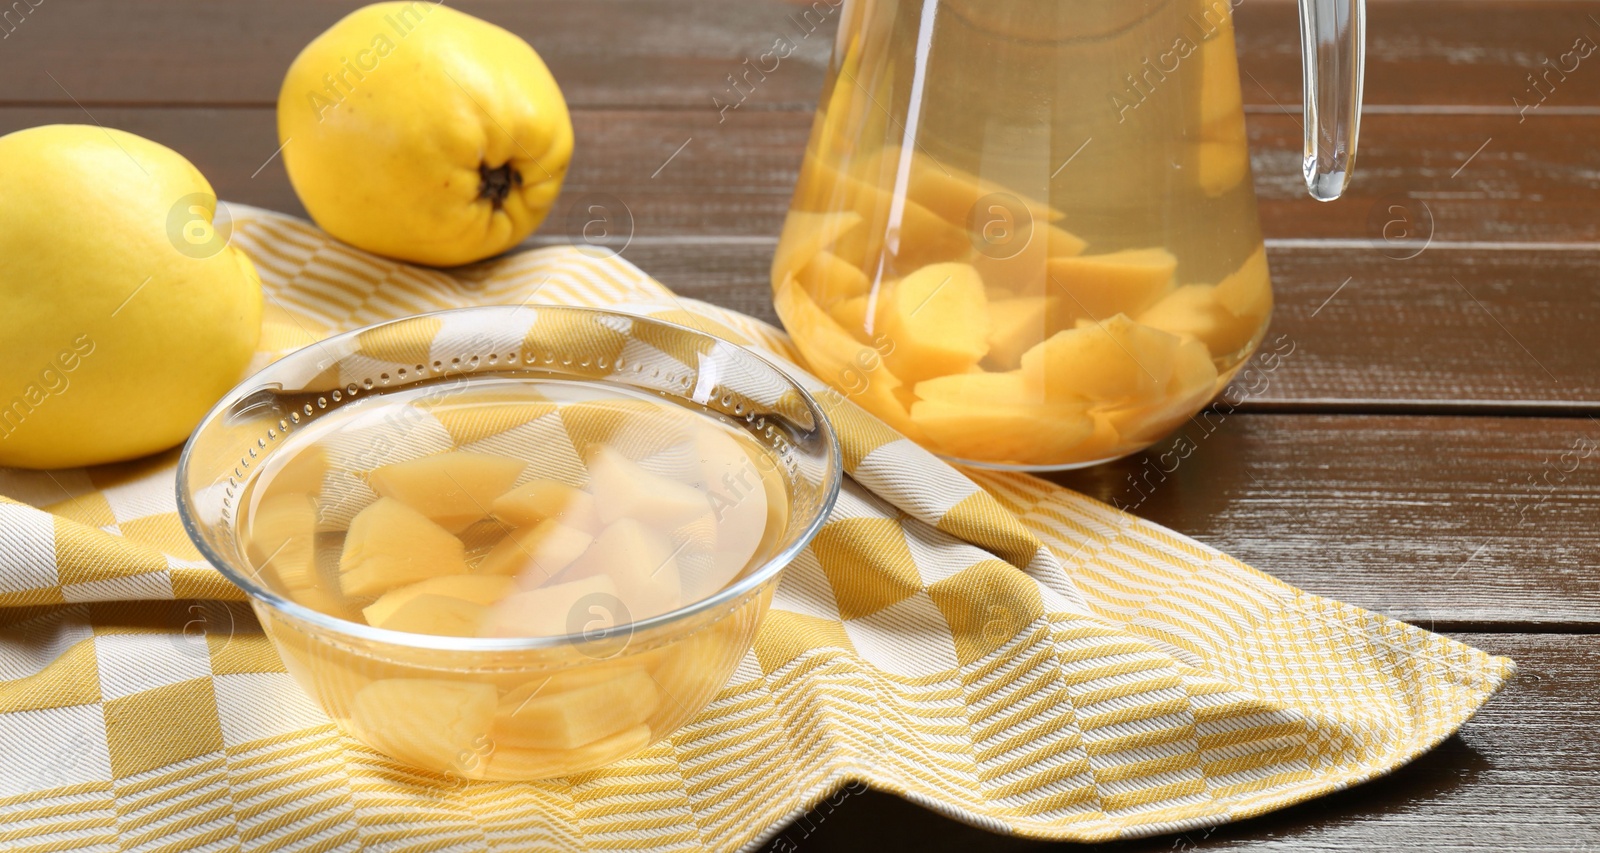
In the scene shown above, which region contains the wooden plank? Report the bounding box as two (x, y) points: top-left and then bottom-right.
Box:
(0, 1), (1593, 110)
(3, 107), (1592, 245)
(1043, 414), (1600, 628)
(773, 633), (1600, 852)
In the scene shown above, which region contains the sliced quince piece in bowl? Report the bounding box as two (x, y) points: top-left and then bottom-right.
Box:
(350, 679), (497, 774)
(247, 493), (320, 593)
(587, 445), (712, 529)
(563, 518), (683, 621)
(337, 498), (468, 598)
(480, 574), (618, 638)
(362, 574), (516, 627)
(692, 429), (771, 590)
(879, 262), (991, 384)
(367, 594), (488, 636)
(492, 667), (659, 751)
(476, 518), (595, 581)
(1020, 313), (1183, 404)
(1045, 248), (1176, 321)
(367, 451), (528, 533)
(491, 479), (602, 534)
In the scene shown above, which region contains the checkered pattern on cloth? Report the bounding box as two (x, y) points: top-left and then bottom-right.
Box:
(0, 207), (1513, 852)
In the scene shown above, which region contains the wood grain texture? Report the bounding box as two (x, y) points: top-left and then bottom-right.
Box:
(3, 107), (1593, 245)
(0, 1), (1594, 110)
(1045, 414), (1600, 628)
(772, 634), (1599, 852)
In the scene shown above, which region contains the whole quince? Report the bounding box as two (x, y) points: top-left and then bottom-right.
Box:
(278, 2), (574, 266)
(0, 125), (263, 469)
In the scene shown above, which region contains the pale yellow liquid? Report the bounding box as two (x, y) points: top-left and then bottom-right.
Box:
(235, 379), (784, 780)
(773, 0), (1272, 469)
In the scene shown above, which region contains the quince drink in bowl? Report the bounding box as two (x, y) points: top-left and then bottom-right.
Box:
(178, 306), (840, 781)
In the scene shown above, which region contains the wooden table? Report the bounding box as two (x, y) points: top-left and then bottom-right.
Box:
(3, 1), (1594, 849)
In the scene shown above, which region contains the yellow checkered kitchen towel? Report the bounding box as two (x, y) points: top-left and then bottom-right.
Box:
(0, 207), (1513, 852)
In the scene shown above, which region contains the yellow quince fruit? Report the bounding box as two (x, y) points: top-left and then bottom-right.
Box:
(0, 125), (263, 469)
(278, 2), (574, 266)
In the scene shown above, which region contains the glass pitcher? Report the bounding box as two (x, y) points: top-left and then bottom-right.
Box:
(771, 0), (1363, 469)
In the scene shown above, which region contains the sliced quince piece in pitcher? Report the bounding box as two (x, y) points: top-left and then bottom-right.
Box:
(969, 221), (1091, 296)
(1199, 15), (1246, 138)
(1106, 337), (1222, 443)
(492, 668), (659, 751)
(338, 498), (468, 598)
(564, 518), (683, 621)
(1196, 139), (1250, 197)
(247, 493), (320, 593)
(827, 290), (891, 342)
(1020, 314), (1182, 404)
(350, 679), (496, 773)
(482, 724), (653, 780)
(1212, 246), (1273, 321)
(984, 296), (1075, 370)
(491, 479), (602, 534)
(879, 262), (991, 384)
(476, 519), (596, 581)
(480, 574), (618, 637)
(363, 574), (516, 627)
(796, 249), (871, 307)
(1137, 284), (1261, 358)
(882, 200), (974, 272)
(367, 451), (528, 533)
(587, 446), (712, 529)
(1045, 248), (1177, 321)
(914, 369), (1040, 406)
(910, 399), (1094, 465)
(773, 278), (923, 440)
(878, 147), (1066, 225)
(771, 210), (864, 285)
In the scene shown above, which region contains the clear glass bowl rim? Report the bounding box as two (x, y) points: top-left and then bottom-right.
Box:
(175, 304), (843, 655)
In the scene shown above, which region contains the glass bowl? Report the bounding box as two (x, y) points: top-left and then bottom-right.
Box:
(176, 305), (841, 781)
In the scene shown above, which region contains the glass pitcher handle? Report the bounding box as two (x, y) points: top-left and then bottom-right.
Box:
(1298, 0), (1365, 201)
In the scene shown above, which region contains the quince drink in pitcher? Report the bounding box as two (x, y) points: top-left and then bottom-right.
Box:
(773, 0), (1363, 468)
